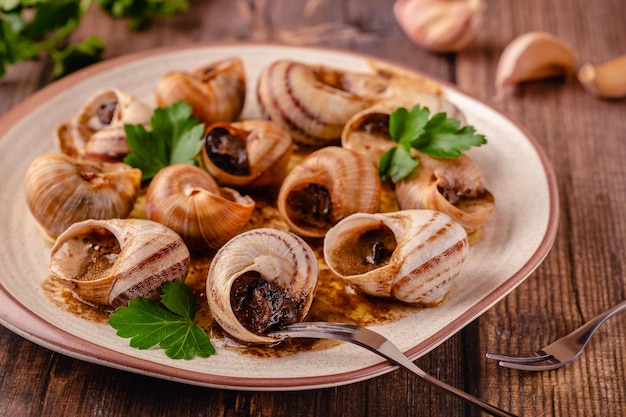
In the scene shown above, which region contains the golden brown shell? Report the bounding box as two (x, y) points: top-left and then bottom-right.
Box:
(155, 57), (246, 125)
(23, 153), (141, 239)
(145, 164), (255, 251)
(206, 228), (318, 345)
(54, 88), (152, 162)
(395, 153), (495, 232)
(49, 218), (190, 309)
(256, 60), (376, 147)
(323, 209), (468, 305)
(277, 146), (382, 238)
(201, 119), (293, 189)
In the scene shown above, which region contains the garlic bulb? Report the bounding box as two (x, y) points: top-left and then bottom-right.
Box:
(393, 0), (484, 53)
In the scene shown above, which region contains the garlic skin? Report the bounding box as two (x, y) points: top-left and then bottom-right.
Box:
(578, 55), (626, 99)
(393, 0), (484, 53)
(495, 31), (576, 88)
(23, 153), (142, 239)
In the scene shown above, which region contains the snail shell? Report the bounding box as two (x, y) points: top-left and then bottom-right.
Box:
(155, 57), (246, 125)
(23, 153), (142, 239)
(201, 119), (293, 189)
(55, 88), (152, 162)
(323, 210), (469, 305)
(206, 228), (318, 344)
(341, 96), (467, 166)
(146, 164), (255, 251)
(395, 153), (495, 232)
(49, 218), (190, 309)
(277, 146), (382, 238)
(256, 60), (376, 147)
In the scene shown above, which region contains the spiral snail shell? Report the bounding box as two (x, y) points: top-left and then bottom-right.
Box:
(23, 153), (142, 239)
(49, 218), (190, 309)
(201, 119), (293, 189)
(395, 152), (495, 232)
(206, 228), (318, 345)
(155, 57), (246, 125)
(54, 88), (152, 162)
(323, 209), (468, 305)
(146, 164), (255, 252)
(277, 146), (382, 238)
(256, 60), (377, 147)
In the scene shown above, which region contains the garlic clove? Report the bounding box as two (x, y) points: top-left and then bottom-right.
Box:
(577, 55), (626, 99)
(393, 0), (484, 53)
(495, 31), (576, 88)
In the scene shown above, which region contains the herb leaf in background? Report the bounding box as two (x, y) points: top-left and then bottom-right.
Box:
(124, 100), (205, 180)
(97, 0), (189, 30)
(379, 105), (487, 183)
(108, 280), (215, 360)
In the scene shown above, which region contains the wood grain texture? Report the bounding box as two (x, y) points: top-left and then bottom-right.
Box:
(1, 0), (625, 416)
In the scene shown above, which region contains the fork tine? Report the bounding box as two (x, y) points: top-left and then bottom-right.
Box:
(485, 351), (553, 363)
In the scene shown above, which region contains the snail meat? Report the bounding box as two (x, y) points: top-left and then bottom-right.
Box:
(277, 146), (382, 238)
(206, 228), (318, 345)
(323, 210), (469, 305)
(201, 120), (292, 189)
(49, 218), (190, 309)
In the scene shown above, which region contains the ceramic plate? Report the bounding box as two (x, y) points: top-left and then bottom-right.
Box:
(0, 43), (558, 390)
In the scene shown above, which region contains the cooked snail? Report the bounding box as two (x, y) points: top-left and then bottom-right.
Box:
(277, 146), (382, 238)
(395, 152), (494, 232)
(341, 96), (466, 166)
(256, 60), (377, 147)
(49, 218), (190, 309)
(155, 57), (246, 125)
(23, 153), (142, 239)
(55, 88), (152, 162)
(201, 119), (292, 189)
(323, 210), (468, 305)
(206, 228), (318, 344)
(145, 164), (255, 251)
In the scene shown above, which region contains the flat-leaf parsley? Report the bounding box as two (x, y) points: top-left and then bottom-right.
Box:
(379, 105), (487, 183)
(123, 100), (204, 180)
(109, 280), (215, 360)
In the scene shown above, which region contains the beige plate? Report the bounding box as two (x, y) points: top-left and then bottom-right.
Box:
(0, 43), (558, 391)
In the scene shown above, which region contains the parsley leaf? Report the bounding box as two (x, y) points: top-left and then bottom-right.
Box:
(379, 104), (487, 183)
(123, 100), (205, 180)
(97, 0), (189, 30)
(109, 280), (215, 360)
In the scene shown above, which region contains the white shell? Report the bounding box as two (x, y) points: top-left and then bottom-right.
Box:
(323, 210), (468, 305)
(206, 228), (318, 344)
(49, 218), (190, 309)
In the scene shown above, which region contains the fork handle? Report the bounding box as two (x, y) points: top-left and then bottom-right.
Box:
(565, 300), (626, 346)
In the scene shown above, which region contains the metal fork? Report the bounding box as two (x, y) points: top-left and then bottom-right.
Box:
(486, 300), (626, 371)
(270, 322), (517, 417)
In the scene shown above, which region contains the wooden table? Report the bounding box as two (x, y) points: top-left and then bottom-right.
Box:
(1, 1), (625, 416)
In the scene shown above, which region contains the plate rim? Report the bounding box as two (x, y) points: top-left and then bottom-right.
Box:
(0, 41), (560, 391)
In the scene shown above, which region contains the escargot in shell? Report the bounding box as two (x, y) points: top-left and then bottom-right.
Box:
(206, 228), (318, 345)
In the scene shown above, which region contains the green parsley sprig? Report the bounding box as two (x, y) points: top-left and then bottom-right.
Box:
(0, 0), (188, 78)
(378, 105), (487, 183)
(123, 100), (205, 180)
(109, 280), (215, 360)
